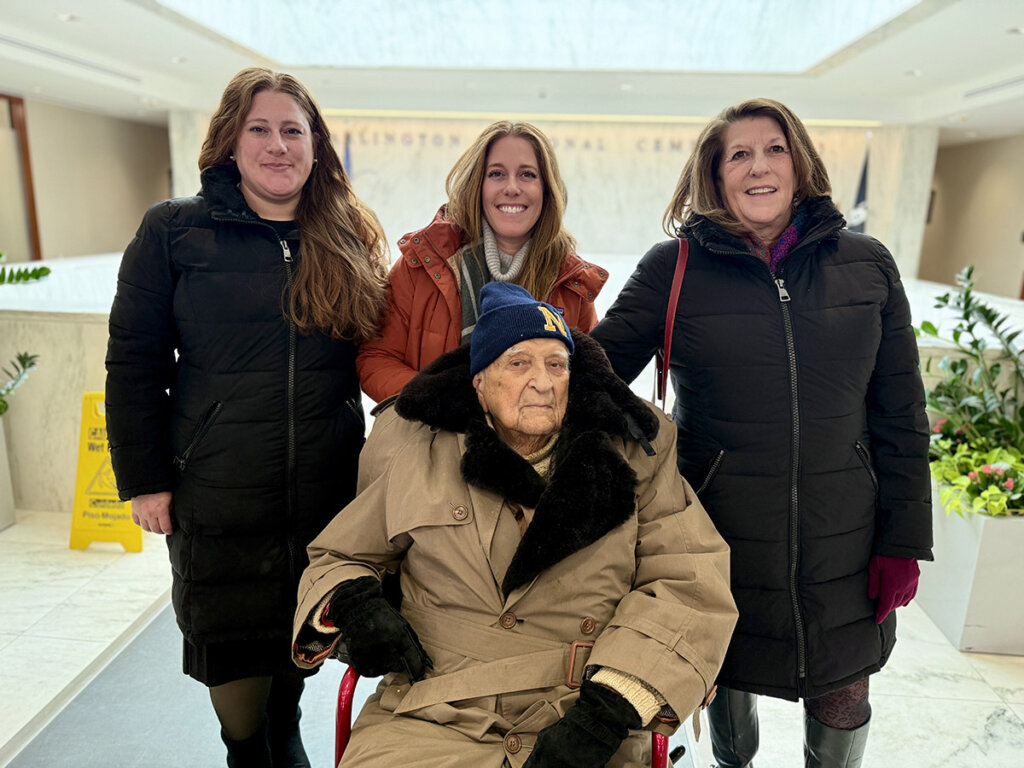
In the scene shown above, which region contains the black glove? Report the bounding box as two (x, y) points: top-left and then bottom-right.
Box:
(523, 680), (642, 767)
(324, 576), (433, 681)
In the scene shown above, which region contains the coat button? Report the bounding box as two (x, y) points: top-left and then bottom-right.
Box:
(434, 273), (442, 279)
(504, 733), (522, 754)
(410, 258), (418, 264)
(399, 238), (407, 244)
(413, 237), (420, 244)
(580, 617), (596, 634)
(499, 611), (517, 629)
(423, 256), (431, 263)
(573, 280), (579, 287)
(587, 292), (594, 298)
(598, 270), (606, 278)
(452, 505), (468, 521)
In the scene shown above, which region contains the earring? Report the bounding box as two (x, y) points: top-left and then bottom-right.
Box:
(229, 154), (235, 162)
(313, 157), (318, 163)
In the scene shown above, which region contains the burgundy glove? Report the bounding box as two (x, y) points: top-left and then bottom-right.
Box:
(867, 555), (920, 623)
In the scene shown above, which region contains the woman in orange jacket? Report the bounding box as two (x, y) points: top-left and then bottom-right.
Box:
(356, 120), (607, 403)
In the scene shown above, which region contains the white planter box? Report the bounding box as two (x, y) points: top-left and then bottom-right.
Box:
(0, 417), (15, 531)
(916, 483), (1024, 654)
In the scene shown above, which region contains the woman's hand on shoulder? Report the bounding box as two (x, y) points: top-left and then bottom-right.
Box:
(131, 491), (173, 535)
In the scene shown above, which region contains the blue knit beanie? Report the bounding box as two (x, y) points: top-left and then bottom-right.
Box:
(470, 283), (574, 375)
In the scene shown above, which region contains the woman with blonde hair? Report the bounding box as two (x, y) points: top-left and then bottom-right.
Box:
(356, 120), (606, 402)
(592, 98), (932, 767)
(106, 67), (387, 767)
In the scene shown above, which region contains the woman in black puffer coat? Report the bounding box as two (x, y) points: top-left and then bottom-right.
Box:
(592, 99), (932, 768)
(105, 68), (387, 767)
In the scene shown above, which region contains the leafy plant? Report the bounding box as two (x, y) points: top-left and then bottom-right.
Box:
(0, 352), (38, 417)
(930, 444), (1023, 517)
(916, 266), (1024, 517)
(0, 253), (51, 284)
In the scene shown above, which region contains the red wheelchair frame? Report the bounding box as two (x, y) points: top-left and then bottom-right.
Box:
(335, 667), (670, 767)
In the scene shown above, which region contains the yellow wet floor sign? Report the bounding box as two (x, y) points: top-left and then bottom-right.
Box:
(69, 393), (142, 552)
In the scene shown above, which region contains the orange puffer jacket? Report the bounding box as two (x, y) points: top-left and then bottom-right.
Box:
(356, 207), (608, 402)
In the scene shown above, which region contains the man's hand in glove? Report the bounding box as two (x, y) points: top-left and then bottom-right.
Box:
(523, 680), (641, 767)
(322, 576), (433, 681)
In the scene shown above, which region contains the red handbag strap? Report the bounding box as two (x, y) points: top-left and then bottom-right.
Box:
(655, 237), (689, 408)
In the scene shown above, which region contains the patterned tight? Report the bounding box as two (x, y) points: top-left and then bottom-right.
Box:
(804, 677), (871, 730)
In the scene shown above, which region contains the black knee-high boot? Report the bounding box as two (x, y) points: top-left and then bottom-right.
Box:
(707, 686), (759, 768)
(221, 718), (273, 768)
(266, 675), (311, 768)
(804, 712), (869, 768)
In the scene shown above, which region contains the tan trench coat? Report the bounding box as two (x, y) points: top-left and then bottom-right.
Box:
(293, 334), (737, 767)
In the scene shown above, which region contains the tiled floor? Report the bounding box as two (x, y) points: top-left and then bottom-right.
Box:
(0, 510), (170, 766)
(1, 508), (1023, 767)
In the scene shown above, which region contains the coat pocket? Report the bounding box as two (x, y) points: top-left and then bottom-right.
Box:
(854, 441), (879, 494)
(173, 401), (223, 472)
(696, 449), (726, 496)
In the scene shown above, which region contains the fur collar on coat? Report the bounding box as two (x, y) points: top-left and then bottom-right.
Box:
(395, 331), (660, 593)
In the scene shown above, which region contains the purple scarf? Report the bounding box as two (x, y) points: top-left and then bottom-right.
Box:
(743, 206), (807, 274)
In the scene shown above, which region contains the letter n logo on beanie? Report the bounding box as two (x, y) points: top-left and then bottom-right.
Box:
(536, 305), (569, 339)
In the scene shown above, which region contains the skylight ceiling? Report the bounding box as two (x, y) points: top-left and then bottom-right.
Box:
(156, 0), (921, 73)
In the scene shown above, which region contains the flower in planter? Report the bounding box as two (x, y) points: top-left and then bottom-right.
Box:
(916, 266), (1024, 517)
(930, 444), (1023, 517)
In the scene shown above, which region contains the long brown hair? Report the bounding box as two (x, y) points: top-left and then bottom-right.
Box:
(198, 67), (388, 342)
(663, 98), (832, 237)
(445, 121), (576, 302)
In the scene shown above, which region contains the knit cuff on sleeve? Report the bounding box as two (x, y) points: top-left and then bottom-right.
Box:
(310, 590), (342, 634)
(590, 667), (665, 726)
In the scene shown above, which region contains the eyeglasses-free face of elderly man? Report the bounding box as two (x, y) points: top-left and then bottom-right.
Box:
(290, 282), (737, 768)
(472, 338), (570, 457)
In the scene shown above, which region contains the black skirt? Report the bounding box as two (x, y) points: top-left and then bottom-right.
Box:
(183, 636), (318, 687)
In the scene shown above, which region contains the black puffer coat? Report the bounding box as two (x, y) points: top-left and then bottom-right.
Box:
(591, 197), (932, 700)
(106, 166), (365, 645)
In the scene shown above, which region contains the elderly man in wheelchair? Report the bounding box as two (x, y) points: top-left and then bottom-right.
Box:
(292, 283), (737, 767)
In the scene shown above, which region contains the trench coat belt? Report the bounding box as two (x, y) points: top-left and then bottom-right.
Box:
(393, 603), (593, 714)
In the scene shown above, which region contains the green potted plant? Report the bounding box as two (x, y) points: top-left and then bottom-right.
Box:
(913, 266), (1024, 653)
(916, 265), (1024, 516)
(0, 252), (51, 284)
(0, 352), (38, 416)
(1, 352), (38, 530)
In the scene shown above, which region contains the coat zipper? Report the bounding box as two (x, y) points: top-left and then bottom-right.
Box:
(696, 449), (725, 496)
(173, 401), (223, 471)
(281, 239), (299, 581)
(775, 274), (807, 687)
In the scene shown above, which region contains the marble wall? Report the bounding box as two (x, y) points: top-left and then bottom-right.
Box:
(168, 109), (208, 200)
(167, 114), (936, 277)
(0, 310), (108, 514)
(325, 117), (934, 278)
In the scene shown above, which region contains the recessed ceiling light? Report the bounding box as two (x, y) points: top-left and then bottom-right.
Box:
(170, 56), (187, 64)
(1006, 27), (1024, 35)
(56, 13), (79, 22)
(905, 69), (922, 77)
(620, 83), (634, 91)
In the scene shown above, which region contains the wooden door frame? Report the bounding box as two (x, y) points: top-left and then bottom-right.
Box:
(2, 94), (42, 261)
